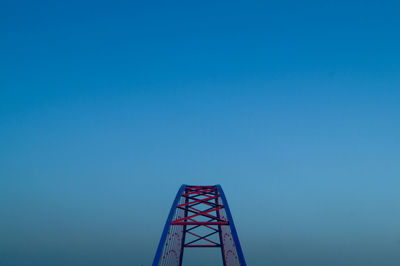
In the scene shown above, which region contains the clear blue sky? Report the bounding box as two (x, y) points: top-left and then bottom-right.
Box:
(1, 0), (400, 265)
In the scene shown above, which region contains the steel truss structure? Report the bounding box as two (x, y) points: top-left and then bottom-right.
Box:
(153, 185), (246, 266)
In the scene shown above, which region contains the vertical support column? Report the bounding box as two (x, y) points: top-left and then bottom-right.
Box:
(216, 185), (247, 266)
(178, 187), (188, 266)
(152, 185), (187, 266)
(216, 190), (227, 266)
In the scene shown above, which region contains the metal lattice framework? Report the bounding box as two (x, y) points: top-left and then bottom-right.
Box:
(153, 185), (246, 266)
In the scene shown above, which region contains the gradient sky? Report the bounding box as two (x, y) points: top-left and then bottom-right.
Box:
(1, 0), (400, 265)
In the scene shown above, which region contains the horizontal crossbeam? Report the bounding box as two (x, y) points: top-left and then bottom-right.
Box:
(171, 221), (229, 225)
(184, 244), (222, 248)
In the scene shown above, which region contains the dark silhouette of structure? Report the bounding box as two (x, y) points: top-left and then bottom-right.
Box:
(153, 185), (246, 266)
